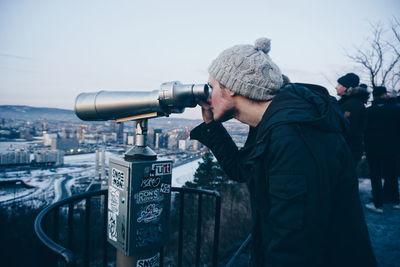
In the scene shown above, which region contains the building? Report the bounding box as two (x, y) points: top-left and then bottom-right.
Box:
(33, 150), (64, 166)
(159, 133), (169, 149)
(102, 133), (117, 144)
(127, 135), (135, 145)
(51, 136), (79, 152)
(153, 129), (162, 148)
(0, 150), (30, 166)
(116, 122), (124, 144)
(44, 133), (57, 146)
(178, 139), (187, 150)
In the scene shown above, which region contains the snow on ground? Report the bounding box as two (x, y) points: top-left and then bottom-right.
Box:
(65, 177), (77, 196)
(53, 177), (65, 203)
(64, 151), (120, 165)
(172, 158), (201, 187)
(1, 152), (201, 205)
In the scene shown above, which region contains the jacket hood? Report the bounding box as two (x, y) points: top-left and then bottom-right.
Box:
(341, 86), (370, 104)
(257, 83), (349, 141)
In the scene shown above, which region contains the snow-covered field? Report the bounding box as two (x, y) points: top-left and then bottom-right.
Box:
(1, 152), (200, 206)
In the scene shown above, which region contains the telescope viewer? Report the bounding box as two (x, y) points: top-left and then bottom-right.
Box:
(75, 81), (210, 122)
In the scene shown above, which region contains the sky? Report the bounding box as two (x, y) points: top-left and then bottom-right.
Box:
(0, 0), (399, 119)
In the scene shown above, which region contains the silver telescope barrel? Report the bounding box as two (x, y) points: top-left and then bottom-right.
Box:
(74, 81), (210, 121)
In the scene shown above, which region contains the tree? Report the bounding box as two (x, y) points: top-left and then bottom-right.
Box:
(347, 18), (400, 91)
(185, 151), (228, 190)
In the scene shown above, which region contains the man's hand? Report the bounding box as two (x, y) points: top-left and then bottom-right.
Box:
(198, 100), (214, 124)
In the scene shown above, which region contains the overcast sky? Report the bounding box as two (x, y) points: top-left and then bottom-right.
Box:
(0, 0), (399, 119)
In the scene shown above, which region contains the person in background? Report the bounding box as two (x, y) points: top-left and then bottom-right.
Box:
(190, 38), (376, 266)
(364, 86), (400, 213)
(336, 73), (369, 165)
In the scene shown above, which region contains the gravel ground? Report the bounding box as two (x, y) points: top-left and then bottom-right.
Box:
(358, 178), (400, 267)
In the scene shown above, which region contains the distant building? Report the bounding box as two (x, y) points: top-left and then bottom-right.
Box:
(127, 135), (135, 145)
(51, 136), (79, 152)
(178, 139), (187, 150)
(153, 129), (162, 148)
(44, 133), (57, 146)
(168, 133), (178, 150)
(33, 150), (64, 166)
(190, 139), (203, 151)
(117, 122), (124, 144)
(159, 133), (169, 149)
(102, 133), (117, 143)
(0, 150), (30, 166)
(82, 133), (100, 144)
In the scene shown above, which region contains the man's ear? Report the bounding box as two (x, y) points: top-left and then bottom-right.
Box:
(223, 86), (236, 97)
(228, 89), (236, 96)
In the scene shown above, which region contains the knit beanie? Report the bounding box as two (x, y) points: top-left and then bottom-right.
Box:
(337, 73), (360, 89)
(372, 86), (387, 97)
(208, 38), (283, 101)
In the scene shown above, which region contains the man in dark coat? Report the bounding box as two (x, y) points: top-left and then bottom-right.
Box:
(190, 38), (376, 266)
(336, 73), (369, 164)
(364, 86), (400, 213)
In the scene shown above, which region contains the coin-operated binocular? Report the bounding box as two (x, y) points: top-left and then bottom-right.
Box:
(75, 81), (209, 264)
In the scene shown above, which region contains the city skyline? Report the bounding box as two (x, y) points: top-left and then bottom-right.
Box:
(1, 0), (399, 119)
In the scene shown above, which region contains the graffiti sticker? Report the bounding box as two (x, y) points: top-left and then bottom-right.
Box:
(140, 175), (161, 189)
(108, 186), (120, 214)
(108, 211), (117, 242)
(137, 203), (163, 224)
(152, 163), (172, 175)
(160, 183), (171, 194)
(134, 189), (164, 204)
(136, 253), (160, 267)
(111, 168), (125, 190)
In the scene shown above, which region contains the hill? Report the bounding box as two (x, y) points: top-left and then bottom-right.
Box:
(0, 105), (204, 126)
(0, 105), (79, 122)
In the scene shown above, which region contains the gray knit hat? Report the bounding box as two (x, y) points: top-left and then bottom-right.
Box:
(208, 38), (283, 101)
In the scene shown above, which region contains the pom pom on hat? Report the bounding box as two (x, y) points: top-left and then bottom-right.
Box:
(255, 38), (271, 54)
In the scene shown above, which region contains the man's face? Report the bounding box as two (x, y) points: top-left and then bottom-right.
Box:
(208, 76), (235, 122)
(335, 84), (347, 96)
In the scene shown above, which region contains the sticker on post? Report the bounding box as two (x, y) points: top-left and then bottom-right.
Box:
(108, 211), (117, 241)
(140, 171), (161, 189)
(137, 203), (163, 224)
(134, 189), (164, 204)
(136, 253), (160, 267)
(111, 168), (125, 190)
(108, 186), (120, 214)
(152, 163), (172, 175)
(160, 183), (171, 194)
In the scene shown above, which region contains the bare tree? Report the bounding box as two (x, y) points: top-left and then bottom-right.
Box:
(347, 18), (400, 91)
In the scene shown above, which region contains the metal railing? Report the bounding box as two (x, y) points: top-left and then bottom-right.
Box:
(225, 234), (252, 267)
(34, 187), (221, 267)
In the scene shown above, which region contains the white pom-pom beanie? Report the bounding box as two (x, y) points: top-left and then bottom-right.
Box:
(208, 38), (283, 101)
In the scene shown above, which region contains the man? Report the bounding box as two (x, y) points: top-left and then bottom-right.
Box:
(336, 73), (369, 164)
(190, 38), (376, 266)
(364, 86), (400, 213)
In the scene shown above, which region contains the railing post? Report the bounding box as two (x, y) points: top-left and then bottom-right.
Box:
(178, 192), (185, 267)
(102, 193), (109, 267)
(67, 202), (74, 249)
(212, 194), (221, 267)
(195, 194), (203, 267)
(53, 207), (59, 243)
(84, 197), (91, 267)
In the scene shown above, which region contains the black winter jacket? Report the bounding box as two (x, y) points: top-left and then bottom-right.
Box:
(364, 98), (400, 155)
(338, 91), (368, 162)
(191, 83), (376, 267)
